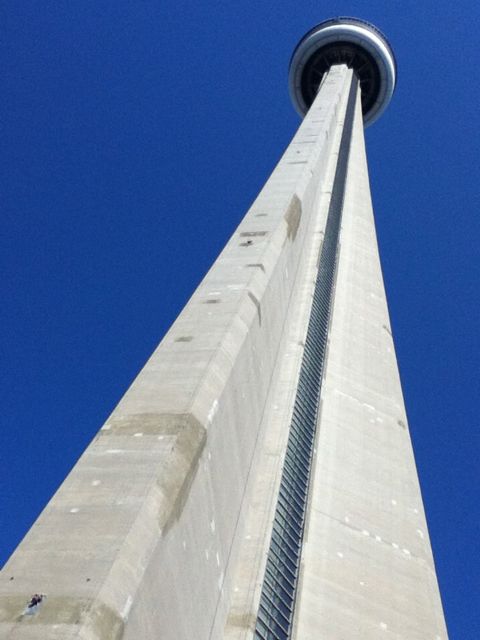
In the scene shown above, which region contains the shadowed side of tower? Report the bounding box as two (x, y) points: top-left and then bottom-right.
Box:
(0, 18), (448, 640)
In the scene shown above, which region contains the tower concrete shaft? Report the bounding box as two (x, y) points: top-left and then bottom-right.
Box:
(0, 62), (447, 640)
(295, 72), (448, 639)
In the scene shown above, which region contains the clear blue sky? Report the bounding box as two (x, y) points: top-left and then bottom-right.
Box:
(1, 2), (478, 637)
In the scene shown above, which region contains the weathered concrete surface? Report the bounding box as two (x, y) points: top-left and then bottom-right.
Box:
(291, 85), (449, 639)
(0, 68), (355, 640)
(223, 69), (354, 640)
(0, 65), (448, 639)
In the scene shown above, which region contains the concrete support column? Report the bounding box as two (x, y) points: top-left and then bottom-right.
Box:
(292, 81), (448, 640)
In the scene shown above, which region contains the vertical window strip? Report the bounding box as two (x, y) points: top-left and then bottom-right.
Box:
(254, 76), (358, 640)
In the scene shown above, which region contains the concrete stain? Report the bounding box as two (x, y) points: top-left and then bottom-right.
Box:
(96, 412), (207, 535)
(226, 611), (257, 632)
(284, 194), (302, 242)
(100, 413), (201, 438)
(148, 413), (207, 536)
(88, 600), (125, 640)
(247, 291), (262, 326)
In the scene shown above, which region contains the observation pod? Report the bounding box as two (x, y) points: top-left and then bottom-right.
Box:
(289, 17), (397, 126)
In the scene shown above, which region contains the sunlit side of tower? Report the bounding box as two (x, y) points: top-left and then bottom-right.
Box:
(0, 18), (448, 640)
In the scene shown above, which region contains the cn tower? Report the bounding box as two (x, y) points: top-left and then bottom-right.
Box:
(0, 18), (448, 640)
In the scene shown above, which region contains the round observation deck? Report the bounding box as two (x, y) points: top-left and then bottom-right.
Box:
(289, 17), (396, 126)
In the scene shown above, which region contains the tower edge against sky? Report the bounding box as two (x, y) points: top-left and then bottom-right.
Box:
(0, 18), (448, 640)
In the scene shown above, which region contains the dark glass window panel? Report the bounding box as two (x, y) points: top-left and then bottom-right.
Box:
(255, 77), (358, 639)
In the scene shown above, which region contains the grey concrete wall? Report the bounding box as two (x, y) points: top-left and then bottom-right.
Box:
(223, 70), (354, 640)
(0, 68), (354, 640)
(292, 84), (449, 640)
